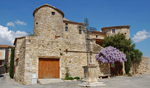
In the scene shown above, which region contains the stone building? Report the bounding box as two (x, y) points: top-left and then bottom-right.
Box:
(13, 4), (146, 84)
(0, 45), (13, 74)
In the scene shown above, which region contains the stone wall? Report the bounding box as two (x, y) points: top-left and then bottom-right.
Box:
(104, 28), (130, 39)
(90, 33), (105, 40)
(17, 35), (88, 84)
(130, 56), (150, 74)
(63, 22), (85, 43)
(34, 6), (64, 38)
(14, 37), (26, 84)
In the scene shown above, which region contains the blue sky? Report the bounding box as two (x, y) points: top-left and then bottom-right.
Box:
(0, 0), (150, 58)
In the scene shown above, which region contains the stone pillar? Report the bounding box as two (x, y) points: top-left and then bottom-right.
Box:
(82, 63), (98, 82)
(122, 62), (125, 74)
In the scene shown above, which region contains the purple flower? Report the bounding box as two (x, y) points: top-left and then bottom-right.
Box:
(95, 46), (127, 63)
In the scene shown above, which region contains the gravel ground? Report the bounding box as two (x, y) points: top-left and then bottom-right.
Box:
(0, 73), (150, 88)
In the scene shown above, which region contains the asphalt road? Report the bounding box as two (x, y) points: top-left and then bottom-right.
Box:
(0, 73), (150, 88)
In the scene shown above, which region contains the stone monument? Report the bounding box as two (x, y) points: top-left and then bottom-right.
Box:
(78, 19), (106, 87)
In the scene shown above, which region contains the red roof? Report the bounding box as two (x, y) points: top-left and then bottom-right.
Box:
(0, 45), (13, 48)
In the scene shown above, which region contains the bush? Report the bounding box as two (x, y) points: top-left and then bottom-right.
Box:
(74, 76), (80, 80)
(65, 73), (69, 79)
(65, 67), (69, 80)
(67, 77), (74, 80)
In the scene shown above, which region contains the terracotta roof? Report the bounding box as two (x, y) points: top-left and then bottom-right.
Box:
(0, 45), (13, 48)
(13, 36), (25, 45)
(63, 20), (83, 25)
(33, 4), (64, 17)
(101, 25), (130, 31)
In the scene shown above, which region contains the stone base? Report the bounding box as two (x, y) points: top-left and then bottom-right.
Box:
(78, 82), (106, 87)
(82, 63), (98, 82)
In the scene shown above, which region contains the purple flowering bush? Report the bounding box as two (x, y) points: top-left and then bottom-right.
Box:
(95, 46), (127, 63)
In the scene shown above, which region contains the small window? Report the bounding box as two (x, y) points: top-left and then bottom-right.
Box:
(65, 23), (68, 26)
(36, 22), (38, 24)
(79, 29), (82, 34)
(52, 12), (55, 15)
(112, 29), (115, 33)
(96, 35), (98, 38)
(124, 33), (126, 34)
(65, 27), (68, 31)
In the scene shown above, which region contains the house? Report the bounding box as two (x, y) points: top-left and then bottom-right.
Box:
(0, 45), (13, 74)
(13, 4), (145, 84)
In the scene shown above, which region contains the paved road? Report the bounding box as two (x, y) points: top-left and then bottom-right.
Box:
(0, 73), (150, 88)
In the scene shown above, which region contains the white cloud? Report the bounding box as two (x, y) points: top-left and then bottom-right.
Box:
(15, 20), (27, 25)
(0, 25), (27, 45)
(7, 22), (15, 27)
(132, 30), (150, 43)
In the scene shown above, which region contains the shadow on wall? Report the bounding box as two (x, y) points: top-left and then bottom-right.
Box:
(0, 66), (5, 74)
(98, 63), (110, 74)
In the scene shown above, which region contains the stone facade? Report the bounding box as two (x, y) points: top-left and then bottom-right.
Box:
(13, 4), (137, 84)
(130, 56), (150, 74)
(101, 25), (130, 39)
(0, 45), (13, 73)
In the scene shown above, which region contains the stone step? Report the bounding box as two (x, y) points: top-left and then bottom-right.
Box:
(38, 79), (63, 84)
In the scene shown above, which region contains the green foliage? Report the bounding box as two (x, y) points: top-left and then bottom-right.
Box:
(67, 77), (74, 80)
(102, 33), (135, 52)
(65, 73), (69, 79)
(9, 48), (15, 78)
(65, 67), (70, 80)
(125, 52), (131, 74)
(130, 49), (143, 74)
(74, 76), (80, 80)
(102, 33), (142, 74)
(130, 49), (143, 63)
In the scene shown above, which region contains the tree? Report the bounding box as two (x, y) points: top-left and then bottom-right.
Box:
(102, 33), (142, 74)
(124, 51), (131, 74)
(102, 33), (135, 53)
(9, 47), (15, 78)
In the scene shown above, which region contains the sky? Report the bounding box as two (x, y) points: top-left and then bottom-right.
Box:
(0, 0), (150, 58)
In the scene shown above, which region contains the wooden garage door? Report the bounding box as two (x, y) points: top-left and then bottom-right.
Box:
(38, 58), (59, 79)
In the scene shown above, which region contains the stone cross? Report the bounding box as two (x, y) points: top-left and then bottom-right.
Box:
(79, 18), (97, 65)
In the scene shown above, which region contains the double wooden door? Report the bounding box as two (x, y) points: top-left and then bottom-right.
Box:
(38, 58), (59, 79)
(110, 61), (123, 76)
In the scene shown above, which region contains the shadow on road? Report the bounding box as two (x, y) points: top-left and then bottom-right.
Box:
(0, 74), (4, 78)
